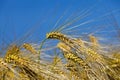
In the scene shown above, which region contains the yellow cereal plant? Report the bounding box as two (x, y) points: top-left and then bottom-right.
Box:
(57, 42), (102, 80)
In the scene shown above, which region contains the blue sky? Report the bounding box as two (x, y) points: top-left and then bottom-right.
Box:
(0, 0), (120, 44)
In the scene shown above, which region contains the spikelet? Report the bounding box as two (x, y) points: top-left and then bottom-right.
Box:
(5, 45), (20, 57)
(46, 32), (73, 44)
(23, 43), (37, 54)
(0, 58), (8, 68)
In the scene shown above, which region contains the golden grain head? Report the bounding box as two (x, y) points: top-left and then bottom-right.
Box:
(6, 45), (20, 56)
(47, 32), (66, 40)
(23, 43), (37, 54)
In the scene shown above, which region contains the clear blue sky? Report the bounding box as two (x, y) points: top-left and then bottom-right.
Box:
(0, 0), (120, 44)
